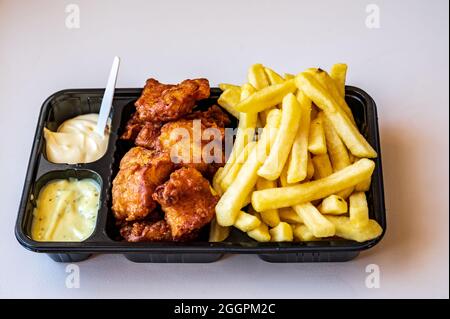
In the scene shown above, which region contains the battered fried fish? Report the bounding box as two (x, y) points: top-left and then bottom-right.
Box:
(135, 78), (210, 122)
(134, 122), (162, 150)
(157, 105), (229, 175)
(185, 104), (231, 128)
(153, 167), (218, 239)
(120, 219), (199, 242)
(112, 147), (174, 221)
(121, 112), (144, 141)
(120, 220), (172, 242)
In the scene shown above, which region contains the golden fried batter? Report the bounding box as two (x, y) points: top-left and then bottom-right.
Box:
(185, 105), (231, 128)
(121, 112), (144, 141)
(134, 122), (162, 150)
(120, 220), (172, 242)
(120, 219), (199, 242)
(157, 105), (229, 175)
(153, 167), (218, 239)
(119, 146), (158, 169)
(135, 78), (210, 122)
(112, 147), (174, 221)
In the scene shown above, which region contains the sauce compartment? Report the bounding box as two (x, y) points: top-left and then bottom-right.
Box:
(20, 169), (104, 243)
(41, 92), (115, 164)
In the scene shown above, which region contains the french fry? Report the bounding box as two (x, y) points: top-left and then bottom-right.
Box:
(280, 165), (313, 230)
(319, 195), (348, 215)
(233, 83), (258, 155)
(247, 222), (271, 242)
(234, 211), (261, 232)
(219, 83), (241, 91)
(312, 153), (333, 179)
(352, 154), (372, 192)
(218, 84), (258, 180)
(234, 80), (296, 113)
(321, 112), (355, 197)
(305, 68), (355, 124)
(243, 80), (267, 128)
(284, 73), (295, 80)
(209, 218), (230, 242)
(279, 207), (303, 224)
(241, 82), (257, 100)
(212, 167), (224, 195)
(264, 67), (285, 85)
(302, 68), (362, 144)
(241, 192), (252, 208)
(255, 118), (280, 165)
(256, 178), (280, 227)
(295, 72), (377, 158)
(336, 187), (354, 200)
(292, 203), (335, 237)
(348, 152), (357, 163)
(210, 185), (218, 197)
(251, 158), (376, 211)
(326, 216), (382, 242)
(220, 142), (257, 191)
(287, 90), (312, 183)
(306, 152), (315, 180)
(216, 109), (281, 226)
(349, 192), (369, 228)
(248, 63), (270, 90)
(233, 82), (258, 154)
(355, 177), (372, 192)
(330, 63), (347, 98)
(279, 162), (290, 187)
(259, 108), (274, 128)
(293, 224), (318, 241)
(269, 222), (294, 242)
(258, 93), (301, 180)
(217, 87), (241, 119)
(321, 112), (351, 171)
(308, 115), (327, 155)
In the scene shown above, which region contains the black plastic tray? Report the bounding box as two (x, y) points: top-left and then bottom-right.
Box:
(15, 86), (386, 263)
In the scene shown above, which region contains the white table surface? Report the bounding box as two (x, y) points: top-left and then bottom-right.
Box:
(0, 0), (448, 299)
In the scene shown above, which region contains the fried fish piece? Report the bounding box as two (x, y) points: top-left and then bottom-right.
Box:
(158, 119), (215, 174)
(185, 104), (231, 128)
(157, 105), (229, 175)
(134, 122), (162, 150)
(119, 146), (159, 169)
(153, 167), (219, 239)
(112, 147), (174, 221)
(135, 78), (210, 122)
(121, 112), (144, 141)
(120, 219), (199, 242)
(120, 220), (173, 242)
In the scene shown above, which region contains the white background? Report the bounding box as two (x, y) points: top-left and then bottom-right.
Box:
(0, 0), (448, 298)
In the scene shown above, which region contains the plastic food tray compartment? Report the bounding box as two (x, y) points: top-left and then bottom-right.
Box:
(15, 87), (386, 263)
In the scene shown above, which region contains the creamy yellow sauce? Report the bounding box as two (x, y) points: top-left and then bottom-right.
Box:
(31, 178), (100, 242)
(44, 113), (110, 164)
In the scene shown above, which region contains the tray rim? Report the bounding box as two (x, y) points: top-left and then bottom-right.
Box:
(15, 86), (386, 255)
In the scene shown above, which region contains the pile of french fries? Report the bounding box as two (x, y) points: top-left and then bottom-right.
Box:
(209, 63), (383, 243)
